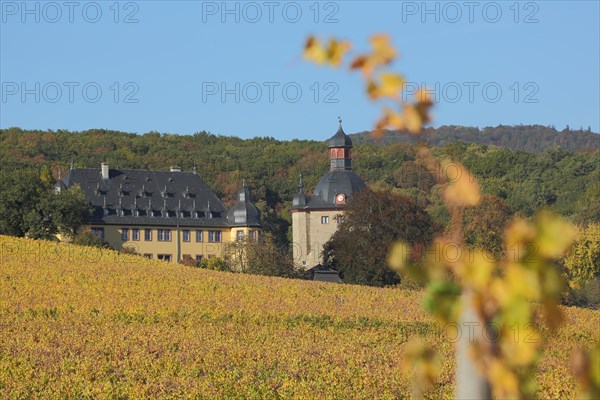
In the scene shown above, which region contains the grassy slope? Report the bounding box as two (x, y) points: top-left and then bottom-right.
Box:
(0, 235), (598, 399)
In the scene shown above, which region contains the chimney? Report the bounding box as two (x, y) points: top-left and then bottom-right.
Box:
(101, 162), (109, 180)
(170, 166), (181, 172)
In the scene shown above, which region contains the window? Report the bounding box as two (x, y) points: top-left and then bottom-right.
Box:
(195, 230), (203, 242)
(157, 229), (171, 242)
(196, 255), (203, 263)
(157, 254), (172, 262)
(208, 230), (221, 242)
(91, 227), (104, 241)
(249, 230), (257, 240)
(121, 228), (129, 241)
(321, 216), (329, 224)
(143, 253), (152, 259)
(337, 215), (345, 224)
(144, 229), (152, 241)
(236, 230), (244, 241)
(132, 228), (140, 241)
(182, 230), (190, 242)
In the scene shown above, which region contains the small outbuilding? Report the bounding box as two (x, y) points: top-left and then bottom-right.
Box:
(305, 264), (343, 284)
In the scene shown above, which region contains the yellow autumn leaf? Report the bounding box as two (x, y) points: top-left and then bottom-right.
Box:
(375, 106), (404, 132)
(304, 37), (350, 67)
(442, 161), (481, 207)
(502, 328), (540, 366)
(489, 359), (520, 399)
(461, 249), (495, 290)
(535, 211), (578, 259)
(370, 34), (396, 66)
(505, 262), (541, 300)
(350, 34), (396, 77)
(303, 36), (326, 64)
(325, 38), (351, 67)
(504, 218), (537, 260)
(387, 241), (411, 272)
(402, 104), (424, 134)
(369, 72), (404, 99)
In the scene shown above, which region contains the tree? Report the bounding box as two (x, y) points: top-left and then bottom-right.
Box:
(323, 188), (437, 286)
(393, 160), (435, 191)
(574, 182), (600, 224)
(224, 232), (297, 278)
(562, 223), (600, 288)
(461, 195), (512, 260)
(23, 192), (57, 240)
(51, 185), (89, 238)
(0, 168), (46, 237)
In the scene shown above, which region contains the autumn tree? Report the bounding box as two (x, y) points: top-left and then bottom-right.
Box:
(224, 232), (297, 278)
(322, 188), (437, 286)
(562, 223), (600, 289)
(461, 194), (512, 260)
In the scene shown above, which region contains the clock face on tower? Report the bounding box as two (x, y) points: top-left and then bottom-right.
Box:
(335, 193), (346, 205)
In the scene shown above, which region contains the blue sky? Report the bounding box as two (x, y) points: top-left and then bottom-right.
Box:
(1, 1), (599, 140)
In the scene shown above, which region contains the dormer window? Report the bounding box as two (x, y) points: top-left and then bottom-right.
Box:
(161, 185), (173, 198)
(184, 186), (195, 199)
(139, 184), (151, 197)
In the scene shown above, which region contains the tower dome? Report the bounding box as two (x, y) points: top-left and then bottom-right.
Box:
(303, 118), (366, 210)
(227, 181), (261, 226)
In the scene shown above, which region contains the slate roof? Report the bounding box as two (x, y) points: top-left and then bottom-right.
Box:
(55, 167), (258, 228)
(307, 170), (366, 209)
(291, 175), (308, 209)
(305, 264), (343, 283)
(227, 184), (261, 227)
(326, 124), (353, 148)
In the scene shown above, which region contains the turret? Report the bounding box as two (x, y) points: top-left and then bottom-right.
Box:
(291, 174), (308, 209)
(327, 117), (353, 171)
(226, 180), (261, 227)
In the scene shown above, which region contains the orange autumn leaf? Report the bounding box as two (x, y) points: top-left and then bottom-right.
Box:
(350, 34), (396, 77)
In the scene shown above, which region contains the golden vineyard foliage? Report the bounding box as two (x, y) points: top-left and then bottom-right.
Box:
(304, 34), (433, 134)
(0, 235), (598, 399)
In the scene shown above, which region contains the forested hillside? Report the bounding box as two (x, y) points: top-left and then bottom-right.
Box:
(352, 125), (599, 152)
(1, 126), (599, 250)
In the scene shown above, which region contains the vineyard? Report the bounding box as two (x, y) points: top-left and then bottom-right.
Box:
(0, 235), (598, 399)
